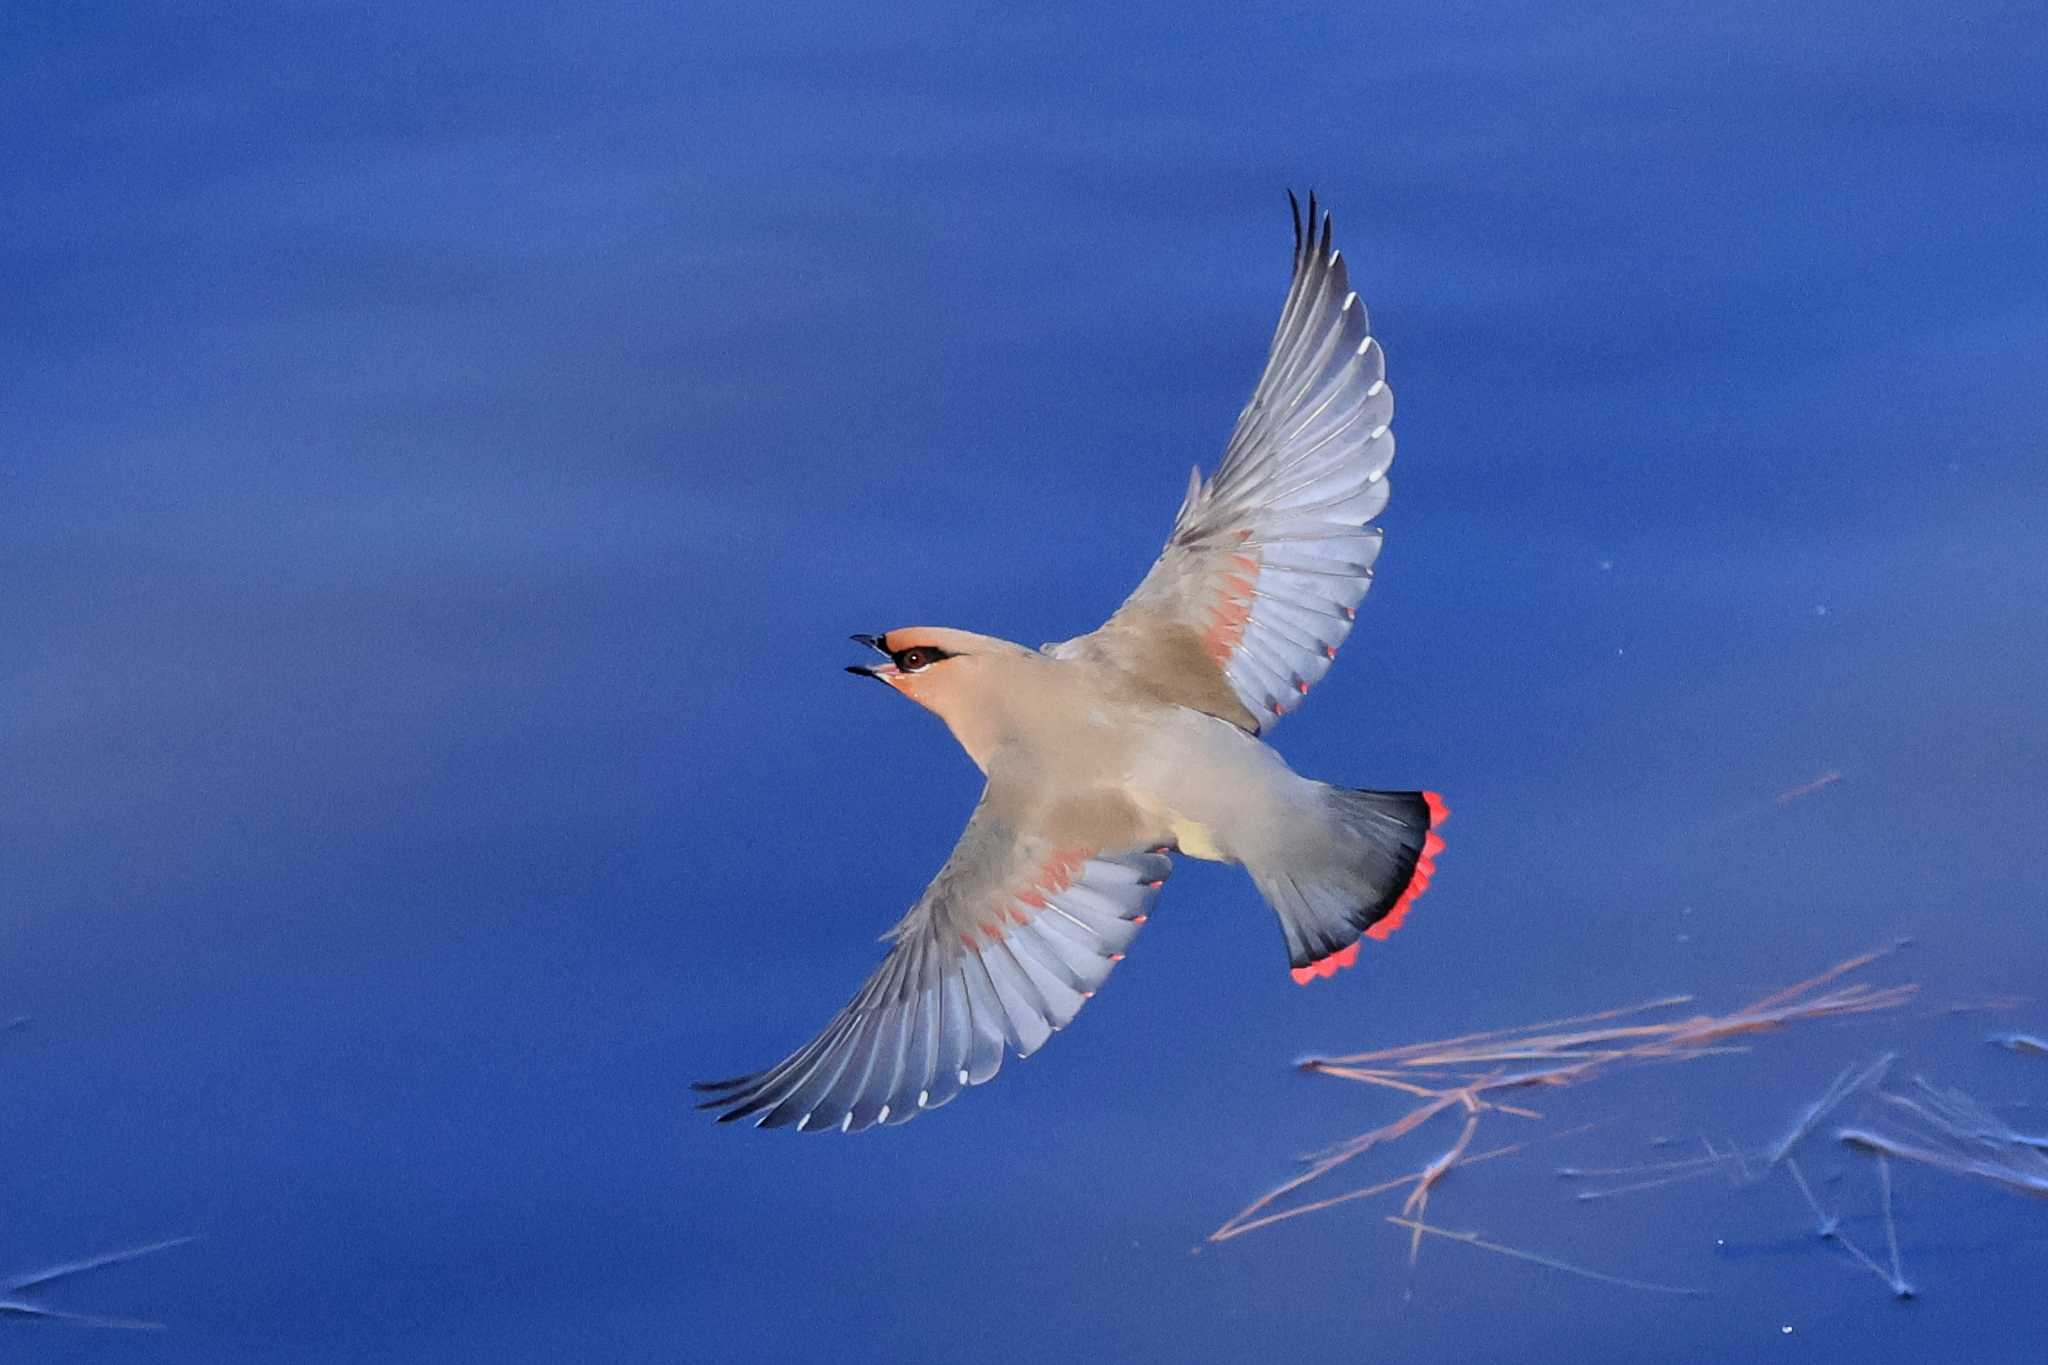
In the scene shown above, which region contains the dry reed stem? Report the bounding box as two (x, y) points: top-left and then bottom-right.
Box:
(1, 1237), (195, 1331)
(1215, 942), (1920, 1256)
(1401, 1112), (1480, 1263)
(1208, 1141), (1527, 1242)
(1384, 1218), (1705, 1296)
(1839, 1079), (2048, 1200)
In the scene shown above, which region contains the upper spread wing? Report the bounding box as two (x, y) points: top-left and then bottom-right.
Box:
(1051, 194), (1395, 733)
(694, 793), (1172, 1133)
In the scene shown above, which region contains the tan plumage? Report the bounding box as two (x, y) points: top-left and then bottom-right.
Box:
(697, 196), (1445, 1132)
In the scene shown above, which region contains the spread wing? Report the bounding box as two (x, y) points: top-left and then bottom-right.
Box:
(694, 795), (1172, 1133)
(1051, 193), (1395, 733)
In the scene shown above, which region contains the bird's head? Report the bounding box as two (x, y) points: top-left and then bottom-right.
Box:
(846, 627), (1031, 764)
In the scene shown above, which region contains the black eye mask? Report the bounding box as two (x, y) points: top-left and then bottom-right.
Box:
(892, 645), (952, 672)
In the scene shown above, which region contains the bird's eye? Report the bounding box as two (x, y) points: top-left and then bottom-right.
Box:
(896, 647), (938, 671)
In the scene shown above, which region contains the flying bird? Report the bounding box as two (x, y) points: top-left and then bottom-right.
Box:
(697, 194), (1445, 1132)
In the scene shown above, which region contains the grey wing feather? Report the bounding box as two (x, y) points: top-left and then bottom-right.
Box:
(1052, 193), (1395, 732)
(694, 797), (1171, 1133)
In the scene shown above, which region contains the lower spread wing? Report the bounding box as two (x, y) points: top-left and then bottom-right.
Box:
(694, 796), (1172, 1133)
(1051, 194), (1395, 733)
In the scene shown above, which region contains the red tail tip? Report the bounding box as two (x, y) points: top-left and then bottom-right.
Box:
(1288, 790), (1448, 981)
(1291, 941), (1360, 985)
(1364, 795), (1448, 943)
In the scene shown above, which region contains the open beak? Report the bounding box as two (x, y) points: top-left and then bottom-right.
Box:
(846, 633), (898, 681)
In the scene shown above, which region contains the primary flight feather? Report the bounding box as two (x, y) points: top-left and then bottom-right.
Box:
(697, 195), (1446, 1133)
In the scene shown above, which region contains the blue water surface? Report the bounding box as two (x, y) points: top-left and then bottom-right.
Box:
(6, 3), (2047, 1361)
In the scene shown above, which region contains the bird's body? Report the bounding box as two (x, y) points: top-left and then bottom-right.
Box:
(892, 633), (1337, 872)
(699, 196), (1445, 1132)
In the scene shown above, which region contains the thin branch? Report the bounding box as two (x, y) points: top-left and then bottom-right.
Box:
(1767, 1053), (1896, 1166)
(1385, 1218), (1705, 1296)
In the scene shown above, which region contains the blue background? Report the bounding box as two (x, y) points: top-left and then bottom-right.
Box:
(6, 3), (2047, 1360)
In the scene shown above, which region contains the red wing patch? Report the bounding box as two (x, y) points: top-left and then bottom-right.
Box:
(981, 846), (1091, 944)
(1200, 542), (1261, 666)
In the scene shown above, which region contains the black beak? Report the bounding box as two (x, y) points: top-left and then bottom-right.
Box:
(847, 632), (891, 679)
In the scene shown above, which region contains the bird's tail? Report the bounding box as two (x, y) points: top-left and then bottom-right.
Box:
(1247, 787), (1446, 984)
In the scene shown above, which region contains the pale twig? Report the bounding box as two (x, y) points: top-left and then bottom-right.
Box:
(1309, 995), (1696, 1068)
(1213, 1095), (1457, 1240)
(1885, 1078), (2048, 1148)
(1738, 940), (1908, 1017)
(1839, 1079), (2048, 1200)
(1840, 1127), (2048, 1200)
(1825, 1220), (1897, 1291)
(1209, 1141), (1525, 1243)
(0, 1304), (170, 1331)
(1385, 1218), (1705, 1296)
(1800, 1149), (1913, 1297)
(1783, 1156), (1838, 1237)
(2, 1238), (195, 1295)
(1559, 1150), (1732, 1180)
(1574, 1159), (1737, 1203)
(1401, 1113), (1480, 1263)
(0, 1237), (194, 1332)
(1219, 944), (1919, 1252)
(1767, 1053), (1896, 1166)
(1877, 1155), (1913, 1298)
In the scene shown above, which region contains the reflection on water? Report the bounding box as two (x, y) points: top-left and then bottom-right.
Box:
(1206, 939), (2046, 1304)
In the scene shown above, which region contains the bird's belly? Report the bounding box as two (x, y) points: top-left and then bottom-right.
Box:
(1126, 711), (1304, 866)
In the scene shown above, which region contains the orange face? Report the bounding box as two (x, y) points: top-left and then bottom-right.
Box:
(844, 626), (1019, 774)
(845, 626), (992, 714)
